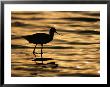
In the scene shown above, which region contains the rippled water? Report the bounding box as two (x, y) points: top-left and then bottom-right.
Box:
(11, 11), (100, 77)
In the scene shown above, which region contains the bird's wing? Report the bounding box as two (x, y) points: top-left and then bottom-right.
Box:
(34, 33), (49, 38)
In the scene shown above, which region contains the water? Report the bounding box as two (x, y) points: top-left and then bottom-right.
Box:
(11, 11), (100, 77)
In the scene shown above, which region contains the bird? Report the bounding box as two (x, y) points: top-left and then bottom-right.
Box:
(22, 27), (60, 64)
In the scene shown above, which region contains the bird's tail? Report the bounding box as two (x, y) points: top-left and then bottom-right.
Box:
(21, 35), (30, 40)
(22, 35), (34, 43)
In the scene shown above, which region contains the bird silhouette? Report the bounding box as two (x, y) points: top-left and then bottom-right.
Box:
(22, 27), (60, 64)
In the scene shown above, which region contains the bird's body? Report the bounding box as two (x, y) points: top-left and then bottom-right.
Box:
(22, 27), (59, 64)
(22, 27), (56, 44)
(22, 33), (53, 44)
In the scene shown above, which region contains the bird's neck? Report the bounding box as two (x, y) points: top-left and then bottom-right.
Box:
(49, 32), (54, 38)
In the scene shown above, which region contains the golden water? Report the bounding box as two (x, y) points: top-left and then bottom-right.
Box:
(11, 11), (100, 77)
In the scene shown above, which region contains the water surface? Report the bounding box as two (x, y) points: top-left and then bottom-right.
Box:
(11, 11), (100, 77)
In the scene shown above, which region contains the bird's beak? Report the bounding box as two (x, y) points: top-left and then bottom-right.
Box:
(55, 31), (62, 36)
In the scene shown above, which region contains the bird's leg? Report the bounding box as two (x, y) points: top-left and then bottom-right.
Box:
(33, 44), (37, 58)
(41, 44), (43, 64)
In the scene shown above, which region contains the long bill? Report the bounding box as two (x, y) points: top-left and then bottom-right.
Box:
(55, 31), (62, 36)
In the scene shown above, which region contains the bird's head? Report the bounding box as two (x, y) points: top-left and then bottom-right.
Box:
(50, 27), (56, 32)
(49, 27), (62, 36)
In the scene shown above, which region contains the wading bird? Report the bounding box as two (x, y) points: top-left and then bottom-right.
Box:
(22, 27), (60, 64)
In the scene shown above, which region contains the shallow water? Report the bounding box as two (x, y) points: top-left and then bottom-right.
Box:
(11, 11), (100, 77)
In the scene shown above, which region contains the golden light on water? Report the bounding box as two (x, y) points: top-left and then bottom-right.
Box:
(11, 11), (100, 77)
